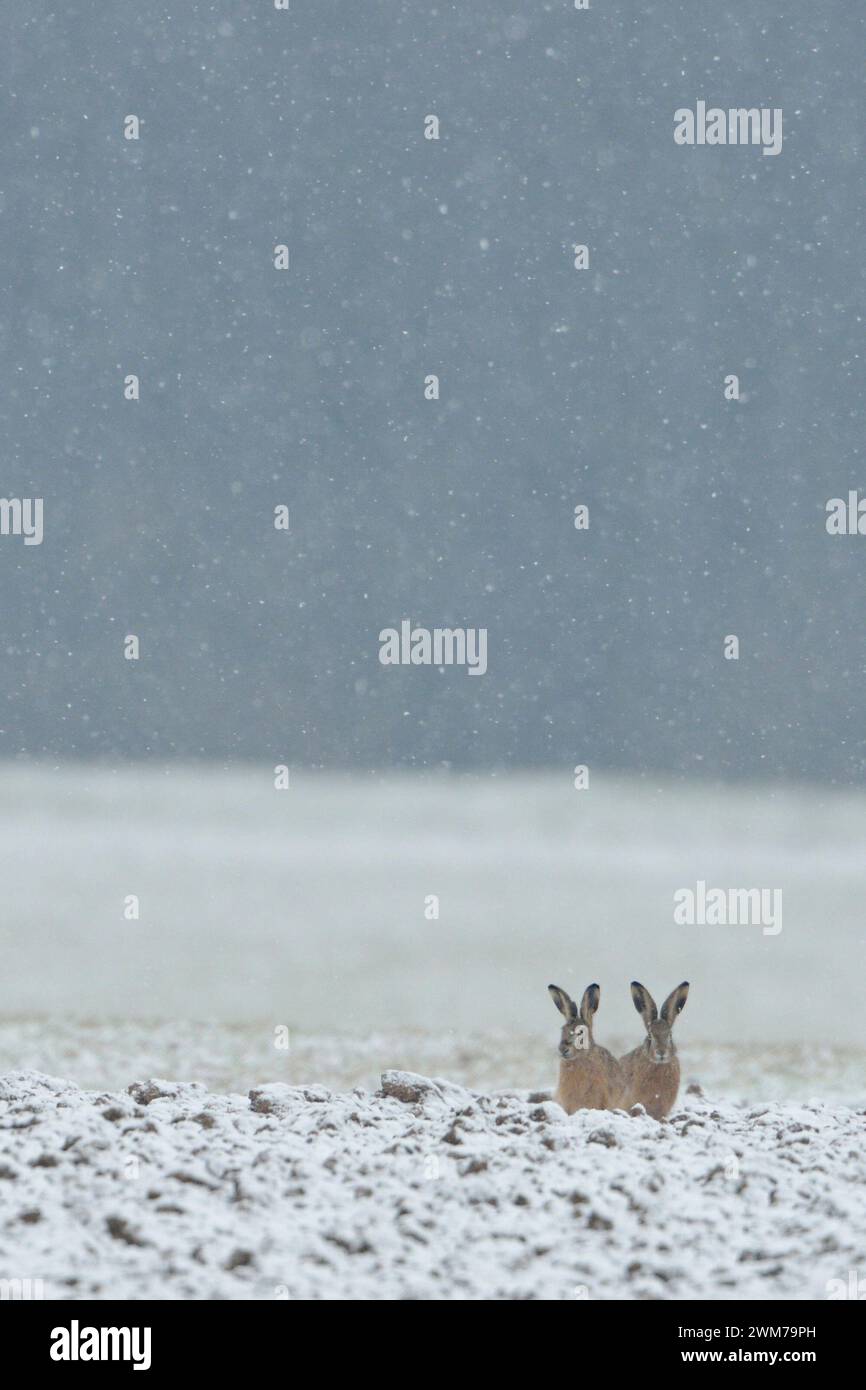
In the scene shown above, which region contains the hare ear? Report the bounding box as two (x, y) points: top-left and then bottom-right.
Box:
(631, 981), (658, 1025)
(579, 983), (600, 1021)
(660, 981), (689, 1023)
(548, 984), (578, 1020)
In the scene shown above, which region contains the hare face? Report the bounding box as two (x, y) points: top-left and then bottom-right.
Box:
(558, 1018), (591, 1061)
(645, 1018), (675, 1063)
(548, 982), (599, 1054)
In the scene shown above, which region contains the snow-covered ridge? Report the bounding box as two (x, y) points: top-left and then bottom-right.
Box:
(1, 1069), (862, 1300)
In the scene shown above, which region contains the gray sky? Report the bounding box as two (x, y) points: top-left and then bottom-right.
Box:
(1, 1), (863, 778)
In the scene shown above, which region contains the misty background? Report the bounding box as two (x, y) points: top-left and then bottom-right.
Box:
(0, 3), (864, 1094)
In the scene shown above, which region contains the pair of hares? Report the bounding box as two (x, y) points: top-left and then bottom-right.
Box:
(548, 979), (689, 1120)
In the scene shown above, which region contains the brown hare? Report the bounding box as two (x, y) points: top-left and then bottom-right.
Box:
(619, 980), (689, 1120)
(548, 982), (622, 1113)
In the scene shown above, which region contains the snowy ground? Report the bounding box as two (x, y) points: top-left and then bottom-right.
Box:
(1, 1066), (863, 1301)
(2, 767), (863, 1298)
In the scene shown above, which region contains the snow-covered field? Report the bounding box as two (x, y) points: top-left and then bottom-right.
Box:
(2, 1067), (862, 1301)
(1, 766), (864, 1299)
